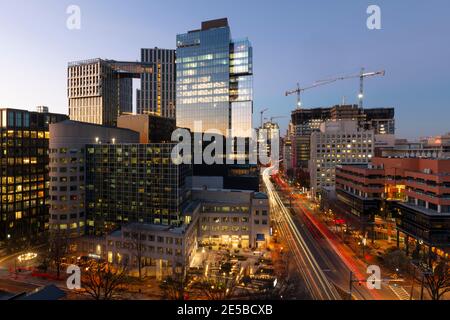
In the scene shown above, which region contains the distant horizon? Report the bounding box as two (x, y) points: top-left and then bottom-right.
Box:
(1, 0), (449, 139)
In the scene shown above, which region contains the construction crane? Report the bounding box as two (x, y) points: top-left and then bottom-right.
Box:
(260, 108), (269, 128)
(286, 68), (385, 110)
(285, 79), (340, 110)
(269, 116), (288, 123)
(316, 68), (385, 109)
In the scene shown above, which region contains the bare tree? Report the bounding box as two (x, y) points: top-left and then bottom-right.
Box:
(198, 275), (238, 300)
(81, 260), (129, 300)
(130, 231), (145, 280)
(48, 230), (68, 279)
(160, 271), (189, 300)
(417, 260), (450, 300)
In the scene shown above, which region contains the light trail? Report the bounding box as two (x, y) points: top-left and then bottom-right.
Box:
(263, 166), (341, 300)
(273, 174), (386, 300)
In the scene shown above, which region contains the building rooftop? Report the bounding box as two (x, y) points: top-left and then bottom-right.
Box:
(123, 222), (191, 235)
(398, 202), (450, 217)
(254, 192), (269, 199)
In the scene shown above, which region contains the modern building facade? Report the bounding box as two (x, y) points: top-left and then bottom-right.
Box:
(310, 120), (374, 196)
(193, 188), (270, 249)
(117, 114), (176, 144)
(176, 18), (258, 191)
(176, 18), (253, 138)
(291, 105), (394, 187)
(48, 120), (140, 237)
(380, 135), (450, 159)
(68, 59), (153, 127)
(0, 107), (67, 250)
(85, 143), (192, 235)
(335, 157), (450, 257)
(71, 188), (270, 276)
(137, 48), (176, 118)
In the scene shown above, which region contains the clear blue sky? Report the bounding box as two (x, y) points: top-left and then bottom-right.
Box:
(0, 0), (449, 138)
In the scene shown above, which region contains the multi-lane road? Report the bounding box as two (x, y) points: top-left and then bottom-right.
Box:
(263, 166), (341, 300)
(263, 166), (399, 300)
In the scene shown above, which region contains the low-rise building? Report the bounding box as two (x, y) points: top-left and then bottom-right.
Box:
(193, 188), (270, 249)
(72, 188), (270, 276)
(335, 157), (450, 258)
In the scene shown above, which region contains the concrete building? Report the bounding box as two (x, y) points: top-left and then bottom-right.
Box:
(117, 113), (176, 143)
(48, 120), (139, 237)
(281, 135), (293, 172)
(310, 120), (374, 196)
(68, 59), (153, 126)
(335, 157), (450, 258)
(0, 107), (67, 250)
(193, 188), (270, 249)
(290, 105), (394, 187)
(380, 135), (450, 159)
(138, 48), (176, 118)
(72, 188), (270, 277)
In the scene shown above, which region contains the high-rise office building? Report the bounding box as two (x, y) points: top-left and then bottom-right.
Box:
(0, 107), (67, 250)
(310, 120), (374, 197)
(138, 48), (176, 118)
(176, 18), (253, 137)
(85, 143), (192, 235)
(48, 120), (140, 237)
(291, 105), (394, 187)
(68, 59), (153, 127)
(176, 18), (258, 191)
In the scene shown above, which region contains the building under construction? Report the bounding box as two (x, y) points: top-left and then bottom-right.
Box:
(289, 104), (395, 187)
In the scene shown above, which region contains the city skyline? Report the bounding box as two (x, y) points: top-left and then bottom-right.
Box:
(1, 0), (449, 138)
(1, 3), (450, 304)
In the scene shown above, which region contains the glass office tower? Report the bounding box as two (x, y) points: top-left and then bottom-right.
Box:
(176, 18), (258, 191)
(85, 143), (192, 235)
(176, 18), (253, 138)
(0, 107), (67, 250)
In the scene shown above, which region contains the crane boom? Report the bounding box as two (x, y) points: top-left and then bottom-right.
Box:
(286, 68), (385, 110)
(285, 79), (340, 109)
(316, 68), (385, 108)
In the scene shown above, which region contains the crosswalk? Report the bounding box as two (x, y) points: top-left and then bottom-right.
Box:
(389, 284), (411, 300)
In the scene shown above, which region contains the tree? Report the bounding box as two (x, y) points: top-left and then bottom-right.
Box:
(197, 275), (238, 300)
(130, 231), (145, 280)
(80, 260), (129, 300)
(48, 230), (68, 279)
(418, 260), (450, 300)
(160, 271), (190, 300)
(382, 248), (410, 272)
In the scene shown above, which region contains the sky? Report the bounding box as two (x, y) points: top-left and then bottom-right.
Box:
(0, 0), (449, 138)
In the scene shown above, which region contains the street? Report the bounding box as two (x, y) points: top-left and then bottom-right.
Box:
(263, 166), (400, 300)
(263, 166), (341, 300)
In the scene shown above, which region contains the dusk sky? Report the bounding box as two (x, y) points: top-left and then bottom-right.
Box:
(0, 0), (449, 138)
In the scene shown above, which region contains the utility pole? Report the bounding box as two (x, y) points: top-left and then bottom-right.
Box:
(410, 264), (416, 300)
(348, 271), (353, 300)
